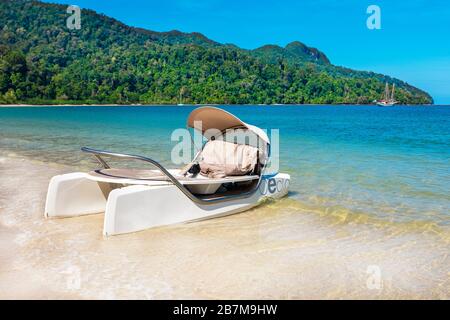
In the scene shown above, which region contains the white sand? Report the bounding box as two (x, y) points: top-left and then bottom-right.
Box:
(0, 155), (449, 299)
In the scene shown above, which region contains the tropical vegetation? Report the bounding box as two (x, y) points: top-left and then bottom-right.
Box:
(0, 0), (433, 105)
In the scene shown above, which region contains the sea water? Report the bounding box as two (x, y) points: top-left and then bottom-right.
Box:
(0, 105), (449, 298)
(1, 105), (449, 226)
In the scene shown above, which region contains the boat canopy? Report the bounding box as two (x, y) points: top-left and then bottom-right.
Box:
(187, 107), (270, 145)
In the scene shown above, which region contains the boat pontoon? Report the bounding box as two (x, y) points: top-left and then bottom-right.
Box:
(45, 107), (290, 236)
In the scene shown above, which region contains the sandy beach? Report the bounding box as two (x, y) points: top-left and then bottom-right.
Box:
(0, 154), (448, 299)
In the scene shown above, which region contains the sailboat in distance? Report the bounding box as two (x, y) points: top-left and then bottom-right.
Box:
(377, 83), (398, 107)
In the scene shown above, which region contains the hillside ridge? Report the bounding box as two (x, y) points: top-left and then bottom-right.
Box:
(0, 0), (433, 105)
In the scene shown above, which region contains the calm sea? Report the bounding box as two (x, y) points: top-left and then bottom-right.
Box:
(1, 105), (450, 298)
(1, 105), (449, 227)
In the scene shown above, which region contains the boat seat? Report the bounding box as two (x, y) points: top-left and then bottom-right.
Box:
(89, 168), (170, 181)
(87, 168), (259, 186)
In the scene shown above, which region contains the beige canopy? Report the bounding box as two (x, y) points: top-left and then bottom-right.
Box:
(187, 107), (270, 144)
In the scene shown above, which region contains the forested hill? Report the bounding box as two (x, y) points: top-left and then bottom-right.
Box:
(0, 0), (433, 105)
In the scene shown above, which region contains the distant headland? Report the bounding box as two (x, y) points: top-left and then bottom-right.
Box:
(0, 0), (433, 105)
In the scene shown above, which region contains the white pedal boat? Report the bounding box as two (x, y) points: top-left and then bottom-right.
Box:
(45, 107), (290, 236)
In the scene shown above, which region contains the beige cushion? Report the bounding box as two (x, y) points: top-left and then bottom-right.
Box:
(199, 140), (258, 178)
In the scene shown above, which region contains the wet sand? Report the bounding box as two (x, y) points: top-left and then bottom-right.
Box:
(0, 155), (449, 299)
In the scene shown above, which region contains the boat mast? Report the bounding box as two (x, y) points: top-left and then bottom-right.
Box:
(385, 83), (389, 101)
(391, 84), (395, 101)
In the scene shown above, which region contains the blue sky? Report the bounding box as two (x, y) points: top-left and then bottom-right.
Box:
(48, 0), (450, 104)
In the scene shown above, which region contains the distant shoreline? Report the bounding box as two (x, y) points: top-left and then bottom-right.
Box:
(0, 103), (441, 108)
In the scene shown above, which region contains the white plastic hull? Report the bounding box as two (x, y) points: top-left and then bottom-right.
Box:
(45, 173), (290, 236)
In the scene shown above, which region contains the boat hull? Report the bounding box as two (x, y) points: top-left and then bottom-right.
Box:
(377, 103), (394, 107)
(376, 101), (397, 107)
(45, 173), (290, 236)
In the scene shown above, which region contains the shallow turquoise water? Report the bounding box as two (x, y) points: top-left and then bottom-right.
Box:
(1, 105), (449, 227)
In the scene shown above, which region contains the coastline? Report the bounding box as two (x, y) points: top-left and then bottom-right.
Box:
(1, 153), (449, 299)
(0, 103), (440, 108)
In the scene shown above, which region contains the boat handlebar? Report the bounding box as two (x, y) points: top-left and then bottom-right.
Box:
(81, 146), (264, 205)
